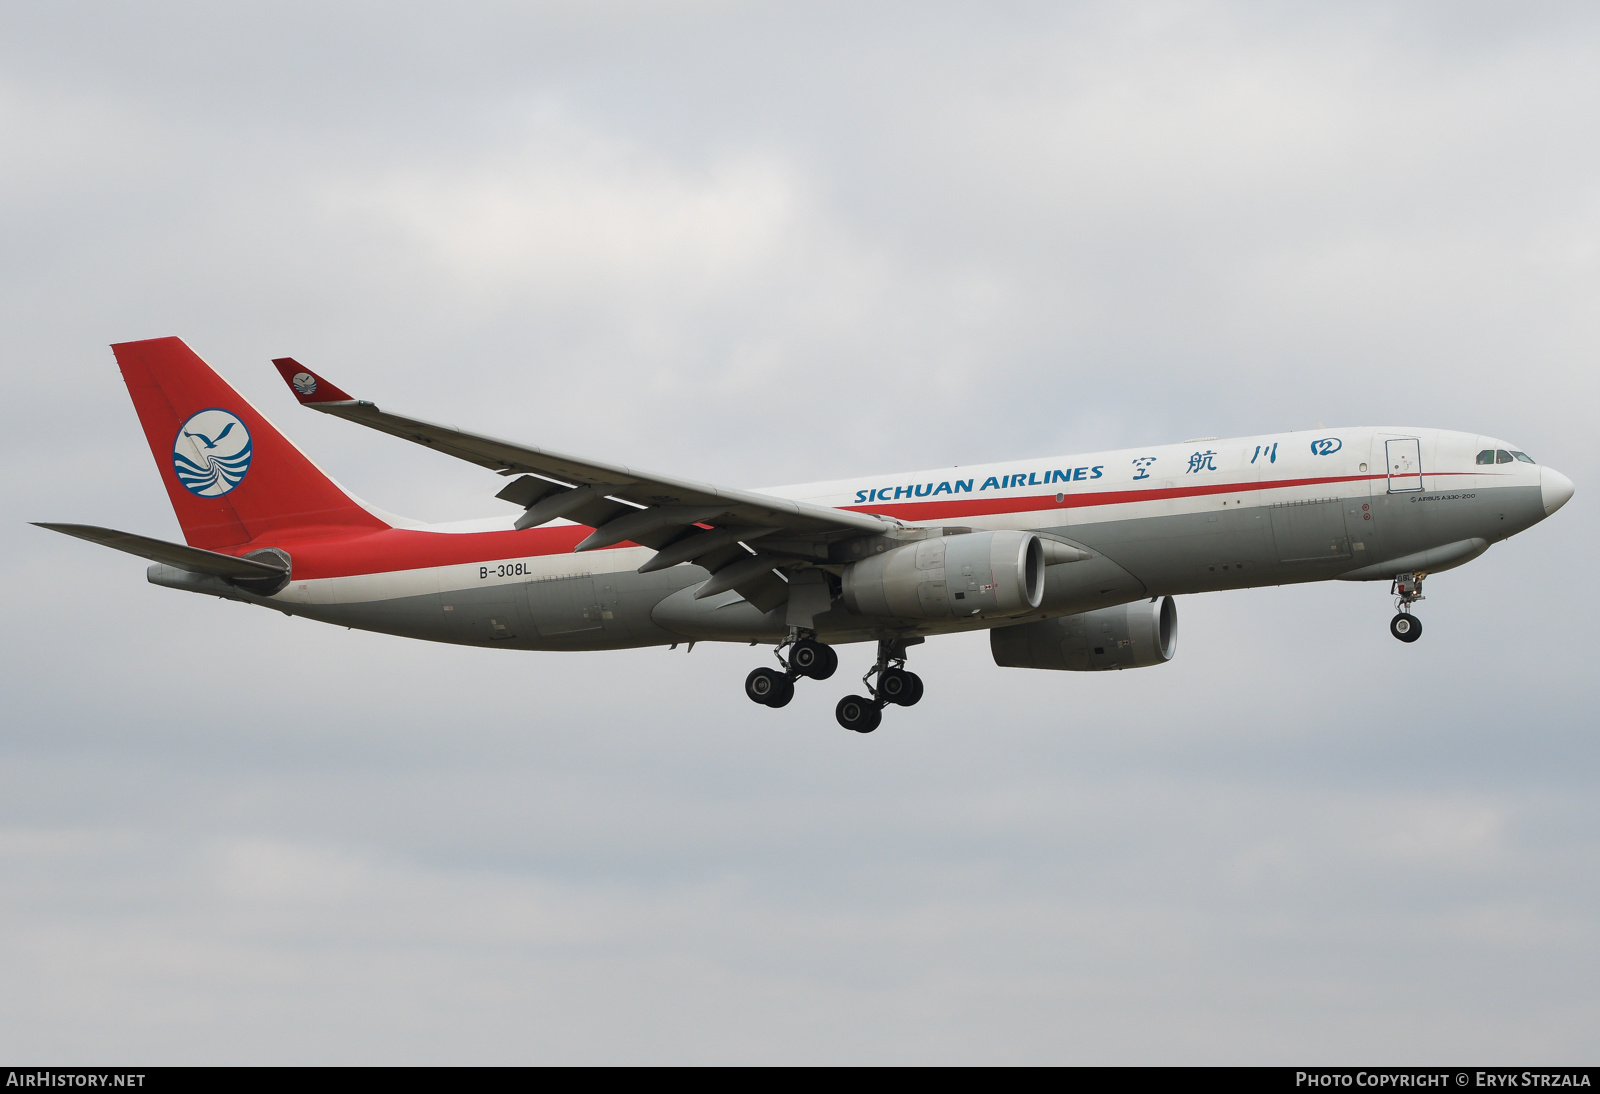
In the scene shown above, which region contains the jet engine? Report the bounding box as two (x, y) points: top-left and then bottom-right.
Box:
(990, 596), (1177, 671)
(841, 530), (1045, 620)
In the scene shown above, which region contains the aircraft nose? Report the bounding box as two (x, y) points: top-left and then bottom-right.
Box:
(1541, 466), (1575, 516)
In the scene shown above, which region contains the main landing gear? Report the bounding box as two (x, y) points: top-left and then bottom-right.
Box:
(835, 638), (924, 734)
(1389, 571), (1425, 644)
(744, 631), (838, 709)
(744, 634), (925, 734)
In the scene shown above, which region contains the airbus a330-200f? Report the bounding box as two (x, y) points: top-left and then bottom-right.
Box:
(38, 338), (1575, 733)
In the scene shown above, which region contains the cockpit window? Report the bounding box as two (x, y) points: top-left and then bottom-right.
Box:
(1476, 450), (1495, 465)
(1496, 450), (1514, 464)
(1512, 451), (1535, 464)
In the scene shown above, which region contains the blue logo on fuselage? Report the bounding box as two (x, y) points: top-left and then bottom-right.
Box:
(173, 409), (253, 496)
(1310, 437), (1342, 456)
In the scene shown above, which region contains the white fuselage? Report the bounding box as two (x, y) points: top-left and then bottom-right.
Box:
(160, 425), (1563, 651)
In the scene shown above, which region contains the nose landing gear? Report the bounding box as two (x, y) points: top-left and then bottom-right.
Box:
(835, 637), (924, 733)
(1389, 571), (1426, 643)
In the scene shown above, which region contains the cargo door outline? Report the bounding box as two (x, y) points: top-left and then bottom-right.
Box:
(1269, 497), (1352, 563)
(527, 573), (604, 637)
(440, 587), (529, 643)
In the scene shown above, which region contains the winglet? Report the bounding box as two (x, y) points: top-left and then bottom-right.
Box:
(271, 357), (356, 404)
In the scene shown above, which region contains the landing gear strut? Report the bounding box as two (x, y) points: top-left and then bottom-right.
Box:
(836, 637), (925, 733)
(745, 629), (837, 708)
(1389, 571), (1425, 643)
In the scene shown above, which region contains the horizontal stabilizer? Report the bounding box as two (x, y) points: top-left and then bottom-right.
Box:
(32, 523), (288, 580)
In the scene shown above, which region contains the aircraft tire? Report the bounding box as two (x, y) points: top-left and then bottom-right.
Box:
(904, 672), (924, 706)
(1389, 613), (1422, 643)
(768, 674), (795, 707)
(791, 640), (838, 680)
(879, 668), (917, 706)
(836, 695), (882, 733)
(746, 667), (792, 706)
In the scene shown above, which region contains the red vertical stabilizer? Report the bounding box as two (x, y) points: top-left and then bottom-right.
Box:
(113, 337), (388, 550)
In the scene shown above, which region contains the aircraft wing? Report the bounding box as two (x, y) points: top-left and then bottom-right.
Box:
(272, 359), (896, 610)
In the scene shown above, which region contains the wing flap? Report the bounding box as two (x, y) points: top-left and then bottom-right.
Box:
(734, 570), (791, 614)
(494, 474), (567, 509)
(562, 495), (640, 534)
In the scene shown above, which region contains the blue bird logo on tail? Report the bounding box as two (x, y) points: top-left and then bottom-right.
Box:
(182, 421), (235, 450)
(172, 409), (252, 496)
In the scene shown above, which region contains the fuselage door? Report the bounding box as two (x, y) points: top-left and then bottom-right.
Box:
(1269, 498), (1352, 563)
(1385, 437), (1423, 493)
(527, 574), (604, 637)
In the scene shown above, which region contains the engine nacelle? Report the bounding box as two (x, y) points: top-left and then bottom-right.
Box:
(841, 530), (1045, 620)
(990, 596), (1178, 671)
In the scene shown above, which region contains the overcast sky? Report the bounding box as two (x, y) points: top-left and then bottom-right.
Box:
(2, 1), (1597, 1064)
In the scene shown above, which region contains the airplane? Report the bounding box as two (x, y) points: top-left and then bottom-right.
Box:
(37, 337), (1575, 733)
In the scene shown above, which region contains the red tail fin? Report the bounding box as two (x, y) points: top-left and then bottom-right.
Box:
(113, 337), (387, 549)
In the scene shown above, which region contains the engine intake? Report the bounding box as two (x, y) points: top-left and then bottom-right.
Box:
(990, 596), (1178, 671)
(842, 530), (1044, 620)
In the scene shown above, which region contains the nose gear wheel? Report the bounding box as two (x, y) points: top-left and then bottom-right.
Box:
(1389, 613), (1422, 643)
